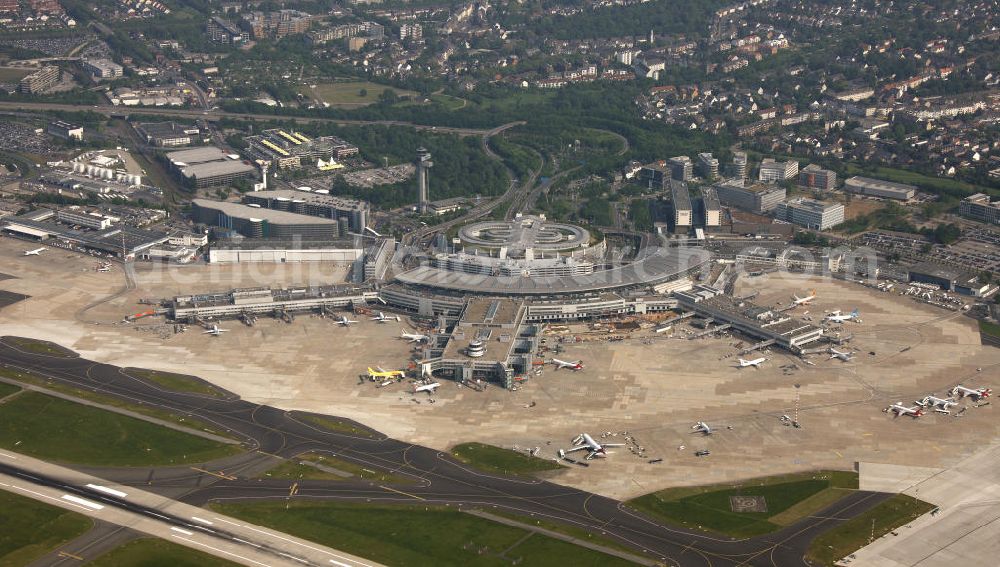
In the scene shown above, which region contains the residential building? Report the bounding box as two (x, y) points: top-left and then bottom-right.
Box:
(18, 66), (59, 94)
(47, 120), (83, 141)
(713, 179), (787, 213)
(668, 156), (693, 181)
(775, 198), (845, 230)
(697, 152), (719, 180)
(207, 16), (246, 44)
(843, 176), (916, 201)
(730, 151), (748, 180)
(758, 158), (799, 182)
(399, 23), (422, 40)
(700, 187), (721, 227)
(959, 193), (1000, 225)
(798, 164), (837, 191)
(671, 181), (692, 232)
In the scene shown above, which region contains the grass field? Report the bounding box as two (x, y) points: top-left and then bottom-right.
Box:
(88, 538), (242, 567)
(806, 494), (935, 566)
(842, 164), (994, 197)
(3, 337), (76, 358)
(450, 442), (565, 476)
(209, 501), (637, 567)
(0, 68), (29, 83)
(628, 471), (858, 538)
(0, 382), (19, 399)
(0, 489), (92, 567)
(0, 367), (240, 441)
(123, 368), (227, 398)
(0, 392), (241, 467)
(260, 452), (415, 484)
(291, 412), (378, 439)
(307, 81), (417, 107)
(979, 320), (1000, 338)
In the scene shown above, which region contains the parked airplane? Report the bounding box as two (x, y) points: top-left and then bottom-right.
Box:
(23, 247), (45, 256)
(202, 324), (229, 336)
(413, 382), (441, 394)
(950, 385), (992, 400)
(916, 395), (958, 413)
(825, 309), (860, 323)
(736, 357), (767, 369)
(551, 358), (584, 371)
(791, 289), (816, 306)
(558, 433), (626, 460)
(400, 330), (431, 343)
(335, 315), (358, 326)
(371, 311), (400, 323)
(367, 366), (405, 381)
(692, 422), (713, 435)
(886, 402), (923, 418)
(828, 348), (855, 362)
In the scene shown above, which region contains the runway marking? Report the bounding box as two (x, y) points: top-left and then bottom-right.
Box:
(61, 494), (104, 510)
(85, 484), (127, 498)
(212, 516), (376, 567)
(191, 516), (214, 526)
(278, 551), (309, 564)
(8, 484), (95, 513)
(330, 560), (353, 567)
(170, 535), (270, 567)
(833, 450), (843, 458)
(191, 467), (237, 480)
(379, 485), (425, 501)
(170, 527), (194, 536)
(57, 551), (84, 561)
(0, 451), (16, 459)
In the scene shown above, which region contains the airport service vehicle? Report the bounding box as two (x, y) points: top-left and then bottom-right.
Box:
(558, 433), (625, 460)
(695, 450), (711, 457)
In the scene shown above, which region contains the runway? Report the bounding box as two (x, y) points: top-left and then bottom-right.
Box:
(0, 337), (890, 566)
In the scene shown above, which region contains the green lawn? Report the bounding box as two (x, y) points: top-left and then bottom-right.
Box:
(123, 368), (227, 398)
(450, 442), (565, 476)
(806, 494), (935, 566)
(260, 452), (415, 484)
(0, 367), (239, 441)
(0, 489), (92, 567)
(0, 392), (241, 467)
(291, 412), (379, 439)
(979, 320), (1000, 338)
(0, 68), (28, 83)
(2, 337), (76, 358)
(88, 538), (242, 567)
(306, 81), (417, 107)
(0, 382), (19, 399)
(627, 471), (859, 538)
(842, 164), (995, 197)
(209, 501), (638, 567)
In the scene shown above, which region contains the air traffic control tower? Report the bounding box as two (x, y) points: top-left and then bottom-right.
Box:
(416, 147), (433, 214)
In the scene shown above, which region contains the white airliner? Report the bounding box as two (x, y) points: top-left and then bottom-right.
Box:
(413, 382), (441, 394)
(791, 289), (816, 306)
(692, 422), (713, 435)
(335, 315), (358, 326)
(828, 348), (855, 362)
(916, 395), (958, 413)
(825, 309), (860, 323)
(551, 358), (584, 371)
(950, 385), (992, 400)
(886, 402), (923, 418)
(736, 357), (767, 368)
(23, 247), (46, 256)
(558, 433), (626, 460)
(400, 330), (431, 343)
(371, 311), (400, 323)
(202, 324), (229, 336)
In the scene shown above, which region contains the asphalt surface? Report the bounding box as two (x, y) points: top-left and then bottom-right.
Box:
(0, 337), (890, 567)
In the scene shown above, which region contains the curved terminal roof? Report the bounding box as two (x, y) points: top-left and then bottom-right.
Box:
(395, 246), (710, 295)
(458, 215), (590, 256)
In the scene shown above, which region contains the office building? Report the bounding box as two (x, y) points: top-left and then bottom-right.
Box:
(18, 66), (59, 94)
(639, 161), (671, 189)
(191, 199), (339, 239)
(843, 176), (915, 201)
(668, 156), (693, 181)
(47, 120), (83, 141)
(244, 129), (359, 170)
(242, 9), (311, 39)
(959, 193), (1000, 225)
(55, 208), (115, 230)
(700, 187), (721, 227)
(207, 16), (246, 44)
(730, 151), (748, 180)
(135, 122), (200, 147)
(697, 152), (719, 180)
(775, 198), (845, 230)
(82, 59), (123, 79)
(671, 181), (692, 232)
(758, 158), (799, 182)
(798, 164), (837, 191)
(243, 190), (369, 232)
(166, 147), (256, 188)
(713, 179), (786, 213)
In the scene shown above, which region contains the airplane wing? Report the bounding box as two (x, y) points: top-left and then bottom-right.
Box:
(562, 445), (591, 454)
(602, 443), (627, 448)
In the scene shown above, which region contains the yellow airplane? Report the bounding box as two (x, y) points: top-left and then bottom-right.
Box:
(367, 367), (405, 381)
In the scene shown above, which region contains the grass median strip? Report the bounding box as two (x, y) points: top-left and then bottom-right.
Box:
(259, 452), (416, 484)
(450, 442), (565, 476)
(123, 368), (228, 398)
(0, 391), (241, 467)
(2, 337), (76, 358)
(87, 537), (242, 567)
(0, 488), (92, 567)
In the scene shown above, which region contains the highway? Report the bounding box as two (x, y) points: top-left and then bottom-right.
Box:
(0, 338), (892, 567)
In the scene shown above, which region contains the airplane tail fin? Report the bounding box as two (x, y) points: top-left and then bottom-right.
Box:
(851, 308), (860, 317)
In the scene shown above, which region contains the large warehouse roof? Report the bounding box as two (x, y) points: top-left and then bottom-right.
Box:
(193, 199), (338, 225)
(180, 160), (256, 180)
